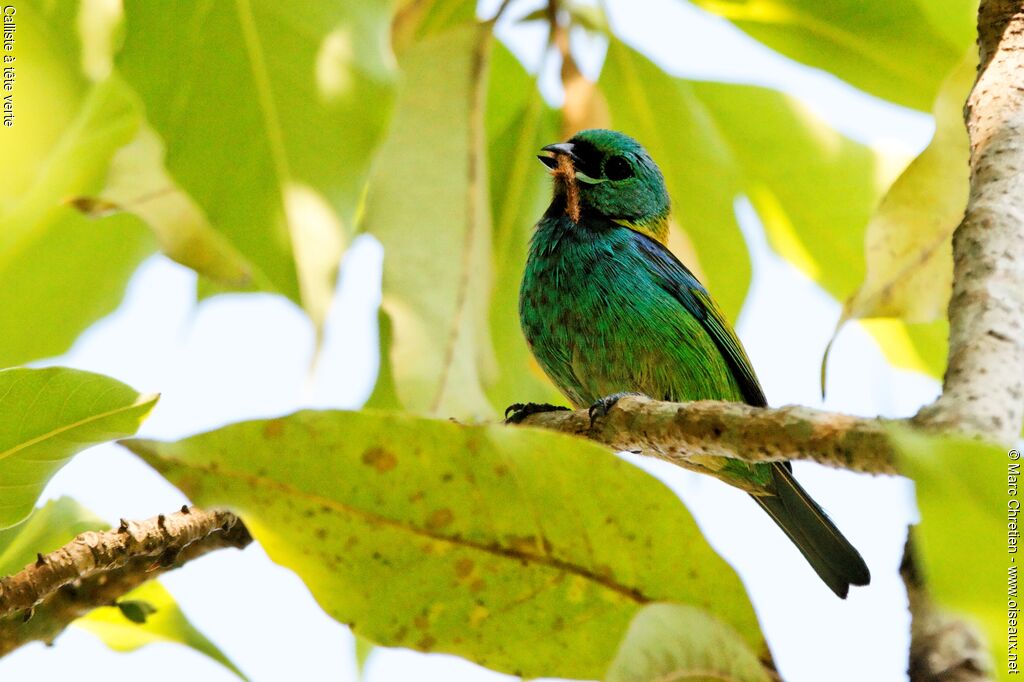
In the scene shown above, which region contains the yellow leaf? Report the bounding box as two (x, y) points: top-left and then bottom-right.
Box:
(843, 50), (975, 324)
(76, 580), (247, 679)
(821, 52), (975, 390)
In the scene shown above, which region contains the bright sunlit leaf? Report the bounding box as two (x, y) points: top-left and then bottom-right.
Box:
(894, 427), (1006, 674)
(123, 410), (770, 679)
(687, 0), (974, 111)
(77, 581), (248, 680)
(116, 0), (395, 329)
(0, 368), (157, 529)
(0, 0), (154, 368)
(78, 124), (260, 293)
(829, 51), (976, 383)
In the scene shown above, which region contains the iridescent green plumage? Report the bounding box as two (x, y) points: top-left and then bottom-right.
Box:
(518, 129), (869, 597)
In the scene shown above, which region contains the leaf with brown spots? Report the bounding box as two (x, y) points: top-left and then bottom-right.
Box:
(122, 410), (769, 679)
(361, 447), (398, 473)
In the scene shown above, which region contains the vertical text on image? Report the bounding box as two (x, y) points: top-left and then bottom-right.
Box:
(1009, 448), (1020, 673)
(2, 4), (15, 128)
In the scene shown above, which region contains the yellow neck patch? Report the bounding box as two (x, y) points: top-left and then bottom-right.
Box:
(613, 214), (670, 245)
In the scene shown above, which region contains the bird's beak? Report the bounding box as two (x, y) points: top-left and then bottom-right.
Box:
(537, 142), (578, 170)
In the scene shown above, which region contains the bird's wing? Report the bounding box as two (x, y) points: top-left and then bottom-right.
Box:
(632, 230), (768, 407)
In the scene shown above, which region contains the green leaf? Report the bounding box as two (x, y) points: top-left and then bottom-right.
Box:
(893, 427), (1005, 675)
(483, 44), (564, 410)
(600, 40), (749, 320)
(606, 603), (772, 682)
(123, 410), (769, 679)
(364, 310), (403, 411)
(77, 124), (261, 292)
(686, 0), (972, 111)
(117, 0), (395, 328)
(76, 581), (248, 680)
(354, 633), (375, 679)
(835, 51), (974, 352)
(911, 0), (979, 50)
(693, 84), (887, 308)
(601, 41), (887, 319)
(601, 41), (947, 379)
(0, 367), (158, 529)
(0, 498), (244, 678)
(0, 0), (154, 367)
(361, 25), (496, 419)
(115, 599), (158, 624)
(392, 0), (477, 53)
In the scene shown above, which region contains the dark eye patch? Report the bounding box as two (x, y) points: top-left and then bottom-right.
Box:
(568, 139), (602, 178)
(605, 155), (633, 181)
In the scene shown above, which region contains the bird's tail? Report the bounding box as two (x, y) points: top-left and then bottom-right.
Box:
(750, 463), (870, 598)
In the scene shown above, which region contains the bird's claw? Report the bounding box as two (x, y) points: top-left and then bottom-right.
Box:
(504, 402), (570, 424)
(587, 392), (646, 428)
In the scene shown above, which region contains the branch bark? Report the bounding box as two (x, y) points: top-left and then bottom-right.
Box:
(901, 532), (993, 681)
(0, 507), (251, 656)
(915, 0), (1024, 443)
(516, 395), (899, 476)
(905, 1), (1024, 679)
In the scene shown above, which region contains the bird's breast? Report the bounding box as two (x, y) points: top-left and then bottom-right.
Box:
(519, 220), (738, 406)
(519, 226), (657, 405)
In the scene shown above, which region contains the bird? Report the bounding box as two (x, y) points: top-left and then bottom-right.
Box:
(508, 128), (870, 598)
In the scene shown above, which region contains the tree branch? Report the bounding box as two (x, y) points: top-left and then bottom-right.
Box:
(0, 507), (251, 656)
(916, 0), (1024, 443)
(515, 395), (899, 476)
(901, 532), (994, 681)
(904, 1), (1024, 679)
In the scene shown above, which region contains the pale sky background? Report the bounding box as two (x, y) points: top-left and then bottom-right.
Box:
(3, 0), (942, 680)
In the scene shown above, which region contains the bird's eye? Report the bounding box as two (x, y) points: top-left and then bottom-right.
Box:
(604, 155), (633, 181)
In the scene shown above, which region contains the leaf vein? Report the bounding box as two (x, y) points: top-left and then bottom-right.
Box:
(149, 450), (654, 604)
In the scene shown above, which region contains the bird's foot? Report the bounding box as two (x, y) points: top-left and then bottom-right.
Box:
(588, 392), (647, 428)
(504, 402), (570, 425)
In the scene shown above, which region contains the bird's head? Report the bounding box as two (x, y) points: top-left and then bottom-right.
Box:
(539, 129), (670, 241)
